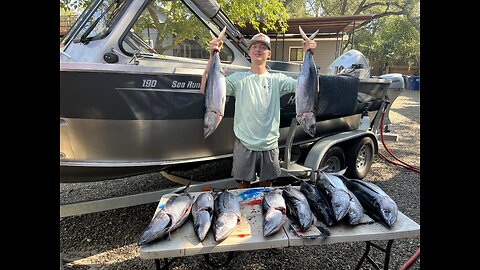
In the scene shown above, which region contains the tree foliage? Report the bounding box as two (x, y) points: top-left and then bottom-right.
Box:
(296, 0), (420, 74)
(355, 15), (419, 74)
(221, 0), (290, 33)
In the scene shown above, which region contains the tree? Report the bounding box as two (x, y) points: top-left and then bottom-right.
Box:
(288, 0), (420, 75)
(356, 15), (419, 75)
(284, 0), (308, 18)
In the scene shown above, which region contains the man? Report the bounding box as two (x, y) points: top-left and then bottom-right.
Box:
(200, 32), (317, 189)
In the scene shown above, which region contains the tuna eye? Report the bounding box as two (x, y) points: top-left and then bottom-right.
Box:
(383, 209), (390, 215)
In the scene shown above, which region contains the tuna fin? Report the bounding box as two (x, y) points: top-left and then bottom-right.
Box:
(327, 168), (347, 176)
(174, 180), (193, 194)
(315, 223), (331, 237)
(356, 220), (376, 226)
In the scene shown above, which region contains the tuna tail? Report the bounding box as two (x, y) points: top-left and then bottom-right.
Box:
(210, 26), (227, 41)
(299, 26), (319, 42)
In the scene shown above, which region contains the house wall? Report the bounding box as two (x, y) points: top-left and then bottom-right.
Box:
(270, 37), (343, 74)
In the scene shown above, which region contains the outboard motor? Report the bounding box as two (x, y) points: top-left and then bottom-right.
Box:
(327, 49), (370, 78)
(378, 73), (405, 132)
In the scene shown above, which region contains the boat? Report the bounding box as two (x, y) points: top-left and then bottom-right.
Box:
(60, 0), (393, 182)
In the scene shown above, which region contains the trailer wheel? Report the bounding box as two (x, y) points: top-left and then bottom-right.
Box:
(318, 146), (345, 172)
(345, 137), (374, 179)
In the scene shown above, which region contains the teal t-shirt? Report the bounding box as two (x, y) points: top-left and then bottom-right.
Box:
(226, 71), (296, 151)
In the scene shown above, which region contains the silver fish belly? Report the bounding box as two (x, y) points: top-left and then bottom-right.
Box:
(262, 188), (287, 237)
(346, 189), (364, 225)
(138, 192), (193, 246)
(191, 192), (215, 241)
(203, 51), (226, 138)
(213, 190), (241, 241)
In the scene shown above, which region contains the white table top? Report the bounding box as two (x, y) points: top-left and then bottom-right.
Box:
(139, 187), (420, 260)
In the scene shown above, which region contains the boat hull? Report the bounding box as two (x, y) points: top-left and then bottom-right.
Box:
(60, 66), (390, 182)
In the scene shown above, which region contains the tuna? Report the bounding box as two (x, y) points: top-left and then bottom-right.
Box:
(340, 176), (398, 227)
(203, 27), (227, 138)
(315, 169), (351, 222)
(295, 26), (319, 137)
(345, 189), (364, 225)
(213, 189), (241, 241)
(138, 185), (193, 246)
(191, 192), (215, 241)
(282, 185), (315, 231)
(262, 188), (287, 237)
(299, 179), (335, 226)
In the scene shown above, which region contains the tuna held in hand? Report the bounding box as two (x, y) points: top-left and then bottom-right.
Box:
(295, 26), (319, 137)
(203, 29), (227, 138)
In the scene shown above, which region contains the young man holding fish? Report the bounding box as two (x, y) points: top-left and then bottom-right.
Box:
(201, 31), (317, 189)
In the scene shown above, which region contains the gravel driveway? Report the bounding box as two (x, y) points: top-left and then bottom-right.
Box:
(60, 88), (420, 270)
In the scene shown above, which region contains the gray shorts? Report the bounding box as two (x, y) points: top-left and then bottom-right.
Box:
(232, 138), (281, 182)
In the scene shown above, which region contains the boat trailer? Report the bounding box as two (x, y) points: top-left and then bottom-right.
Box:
(60, 99), (395, 218)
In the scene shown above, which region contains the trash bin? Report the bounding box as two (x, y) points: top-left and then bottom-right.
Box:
(408, 75), (420, 90)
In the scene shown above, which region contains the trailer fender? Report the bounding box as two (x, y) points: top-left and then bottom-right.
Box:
(303, 130), (378, 171)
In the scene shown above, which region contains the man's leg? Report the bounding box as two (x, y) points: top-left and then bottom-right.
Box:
(257, 147), (280, 188)
(232, 138), (257, 189)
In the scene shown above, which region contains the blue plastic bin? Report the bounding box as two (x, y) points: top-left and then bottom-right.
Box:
(408, 76), (420, 90)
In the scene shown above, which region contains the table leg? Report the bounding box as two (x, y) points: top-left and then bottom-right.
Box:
(154, 257), (178, 270)
(204, 251), (235, 267)
(354, 240), (394, 270)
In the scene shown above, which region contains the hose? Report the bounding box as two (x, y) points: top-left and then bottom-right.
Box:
(377, 106), (420, 173)
(399, 248), (420, 270)
(376, 103), (420, 269)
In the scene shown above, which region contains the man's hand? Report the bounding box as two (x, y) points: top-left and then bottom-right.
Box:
(302, 39), (317, 53)
(208, 38), (224, 55)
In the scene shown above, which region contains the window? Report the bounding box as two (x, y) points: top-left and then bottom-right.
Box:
(289, 47), (304, 62)
(122, 0), (233, 62)
(72, 0), (127, 44)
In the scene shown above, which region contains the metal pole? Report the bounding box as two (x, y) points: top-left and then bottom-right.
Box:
(351, 21), (356, 49)
(275, 34), (278, 59)
(335, 32), (340, 58)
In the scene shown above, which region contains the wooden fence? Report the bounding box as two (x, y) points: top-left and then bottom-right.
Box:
(386, 65), (420, 75)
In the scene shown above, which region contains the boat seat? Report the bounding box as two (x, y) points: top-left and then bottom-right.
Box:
(316, 74), (359, 120)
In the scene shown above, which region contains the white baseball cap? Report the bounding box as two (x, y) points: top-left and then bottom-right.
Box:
(247, 33), (271, 50)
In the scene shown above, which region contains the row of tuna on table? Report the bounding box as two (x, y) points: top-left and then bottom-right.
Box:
(137, 169), (398, 246)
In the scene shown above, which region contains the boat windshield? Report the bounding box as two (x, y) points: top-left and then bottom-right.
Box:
(120, 0), (233, 62)
(62, 0), (128, 47)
